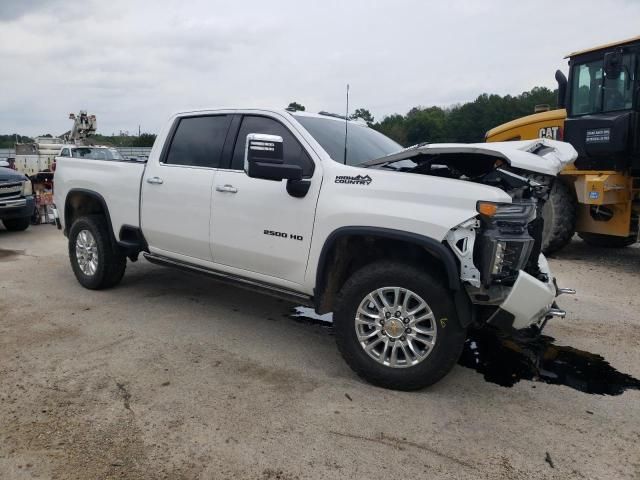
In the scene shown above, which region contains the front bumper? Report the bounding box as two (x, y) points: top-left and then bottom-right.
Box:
(490, 254), (571, 330)
(0, 196), (35, 220)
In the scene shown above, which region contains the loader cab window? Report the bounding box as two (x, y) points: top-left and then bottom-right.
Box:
(570, 53), (635, 116)
(602, 53), (635, 111)
(571, 60), (604, 115)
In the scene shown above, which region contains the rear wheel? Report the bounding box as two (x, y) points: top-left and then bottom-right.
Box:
(2, 217), (31, 231)
(69, 215), (126, 289)
(540, 179), (577, 254)
(334, 261), (466, 391)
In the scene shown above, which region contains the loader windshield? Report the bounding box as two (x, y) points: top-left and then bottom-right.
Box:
(570, 53), (636, 116)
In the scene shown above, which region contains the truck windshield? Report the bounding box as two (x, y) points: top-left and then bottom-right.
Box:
(570, 53), (635, 116)
(71, 147), (124, 161)
(293, 115), (401, 166)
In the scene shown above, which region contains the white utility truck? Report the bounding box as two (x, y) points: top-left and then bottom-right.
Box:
(53, 109), (577, 390)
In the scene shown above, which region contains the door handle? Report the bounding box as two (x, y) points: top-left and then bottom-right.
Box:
(216, 184), (238, 193)
(146, 176), (164, 185)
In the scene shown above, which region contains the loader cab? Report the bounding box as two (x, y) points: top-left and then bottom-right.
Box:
(563, 39), (640, 173)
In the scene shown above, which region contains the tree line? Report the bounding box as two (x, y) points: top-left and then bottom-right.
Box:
(2, 88), (556, 150)
(288, 86), (557, 146)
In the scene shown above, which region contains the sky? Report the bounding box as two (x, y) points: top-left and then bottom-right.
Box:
(0, 0), (638, 136)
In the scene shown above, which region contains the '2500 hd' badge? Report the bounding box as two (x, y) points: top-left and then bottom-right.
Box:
(335, 175), (372, 185)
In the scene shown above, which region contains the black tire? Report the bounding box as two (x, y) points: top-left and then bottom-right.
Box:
(578, 232), (637, 248)
(68, 215), (126, 289)
(334, 261), (466, 391)
(540, 179), (577, 254)
(2, 217), (31, 231)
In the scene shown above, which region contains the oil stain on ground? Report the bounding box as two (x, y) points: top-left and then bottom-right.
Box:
(288, 306), (640, 396)
(459, 326), (640, 395)
(0, 248), (24, 261)
(287, 306), (334, 334)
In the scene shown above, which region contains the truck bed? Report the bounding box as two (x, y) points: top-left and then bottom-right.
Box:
(53, 157), (146, 233)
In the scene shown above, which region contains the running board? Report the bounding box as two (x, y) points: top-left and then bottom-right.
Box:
(143, 253), (314, 306)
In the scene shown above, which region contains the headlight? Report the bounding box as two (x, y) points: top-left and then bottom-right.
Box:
(22, 180), (32, 196)
(477, 201), (536, 221)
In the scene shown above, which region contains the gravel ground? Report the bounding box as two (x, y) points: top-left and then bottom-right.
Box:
(1, 224), (639, 480)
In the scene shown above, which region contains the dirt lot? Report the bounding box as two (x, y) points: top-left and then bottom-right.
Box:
(1, 224), (639, 479)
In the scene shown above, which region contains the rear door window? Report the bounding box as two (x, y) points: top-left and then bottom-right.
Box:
(164, 115), (232, 168)
(230, 116), (314, 177)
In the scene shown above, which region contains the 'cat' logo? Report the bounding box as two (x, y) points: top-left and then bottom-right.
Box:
(538, 126), (561, 140)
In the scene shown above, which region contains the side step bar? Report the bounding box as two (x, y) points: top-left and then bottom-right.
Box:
(143, 253), (314, 307)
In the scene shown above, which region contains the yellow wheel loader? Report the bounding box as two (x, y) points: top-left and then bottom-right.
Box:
(486, 36), (640, 253)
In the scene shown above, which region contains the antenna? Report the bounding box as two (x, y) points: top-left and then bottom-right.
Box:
(343, 84), (349, 165)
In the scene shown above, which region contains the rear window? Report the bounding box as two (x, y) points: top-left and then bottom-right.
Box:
(164, 115), (231, 168)
(70, 147), (123, 160)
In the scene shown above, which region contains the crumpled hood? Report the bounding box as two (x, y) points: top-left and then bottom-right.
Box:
(362, 138), (577, 176)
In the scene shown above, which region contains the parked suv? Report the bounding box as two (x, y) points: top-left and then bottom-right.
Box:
(53, 109), (577, 390)
(0, 160), (34, 231)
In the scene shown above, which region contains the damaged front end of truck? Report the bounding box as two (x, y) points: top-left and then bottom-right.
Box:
(363, 139), (578, 332)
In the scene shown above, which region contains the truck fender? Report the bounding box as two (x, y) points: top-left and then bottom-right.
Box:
(315, 226), (461, 292)
(64, 188), (147, 256)
(64, 188), (115, 239)
(314, 227), (473, 327)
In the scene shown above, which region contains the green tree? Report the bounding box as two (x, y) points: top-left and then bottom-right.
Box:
(0, 134), (34, 148)
(372, 86), (557, 146)
(131, 133), (157, 147)
(350, 108), (374, 126)
(286, 101), (306, 112)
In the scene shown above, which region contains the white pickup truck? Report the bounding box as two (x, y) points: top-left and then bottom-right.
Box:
(53, 109), (577, 390)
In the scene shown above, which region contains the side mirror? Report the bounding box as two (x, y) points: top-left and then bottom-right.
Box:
(0, 159), (9, 168)
(604, 50), (623, 80)
(244, 133), (302, 181)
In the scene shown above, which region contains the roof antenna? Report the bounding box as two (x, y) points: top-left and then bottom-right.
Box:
(343, 84), (349, 165)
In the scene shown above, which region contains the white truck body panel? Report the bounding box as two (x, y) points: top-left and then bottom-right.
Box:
(304, 161), (511, 292)
(142, 163), (215, 262)
(53, 108), (575, 325)
(500, 256), (556, 329)
(53, 157), (144, 233)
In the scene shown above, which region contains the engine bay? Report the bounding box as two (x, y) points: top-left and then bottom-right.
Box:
(371, 151), (554, 307)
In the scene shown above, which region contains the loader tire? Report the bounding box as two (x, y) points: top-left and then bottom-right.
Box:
(540, 179), (577, 254)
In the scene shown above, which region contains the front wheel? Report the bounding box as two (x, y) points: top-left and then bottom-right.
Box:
(334, 261), (466, 391)
(2, 217), (31, 231)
